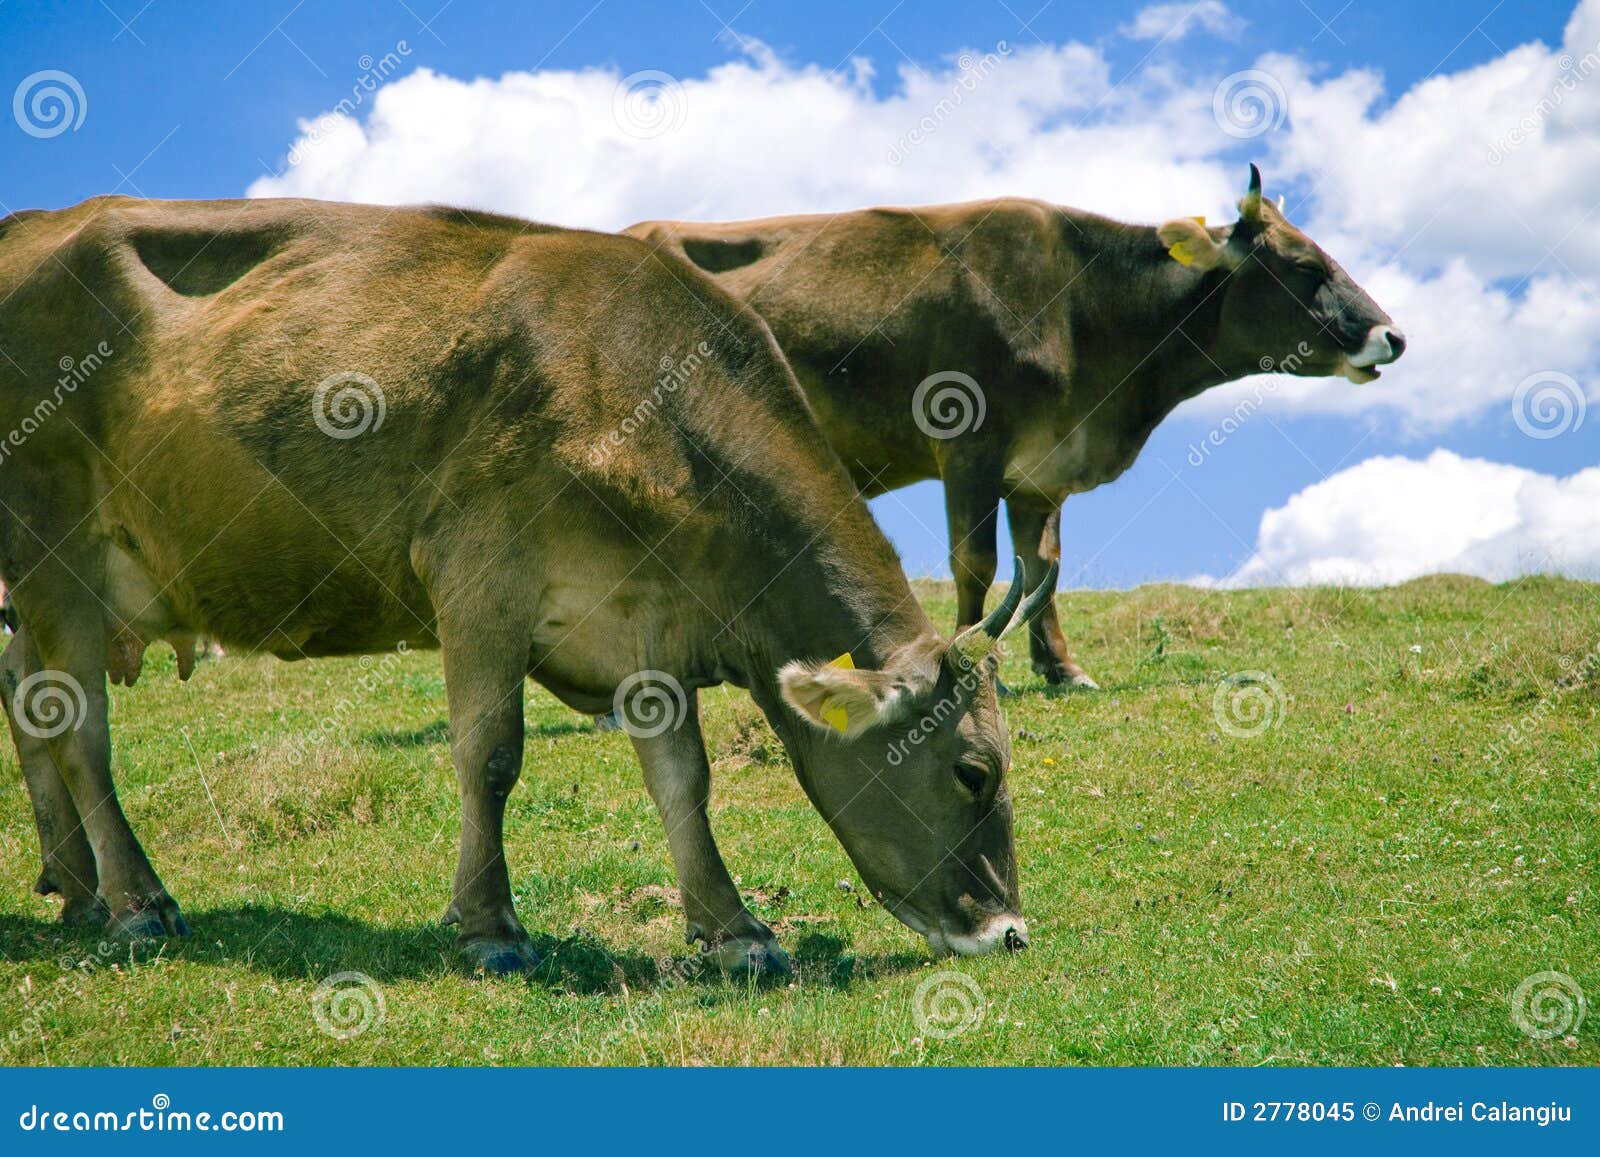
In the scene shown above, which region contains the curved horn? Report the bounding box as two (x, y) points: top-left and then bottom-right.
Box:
(947, 556), (1026, 668)
(978, 556), (1027, 639)
(1011, 560), (1059, 631)
(1241, 163), (1263, 221)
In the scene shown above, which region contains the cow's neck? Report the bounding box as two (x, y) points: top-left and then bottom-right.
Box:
(1063, 214), (1242, 428)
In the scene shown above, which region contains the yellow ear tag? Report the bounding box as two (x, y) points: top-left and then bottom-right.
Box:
(821, 652), (854, 733)
(1166, 217), (1208, 267)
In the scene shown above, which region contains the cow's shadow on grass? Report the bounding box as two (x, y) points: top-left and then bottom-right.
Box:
(360, 717), (594, 749)
(0, 909), (926, 994)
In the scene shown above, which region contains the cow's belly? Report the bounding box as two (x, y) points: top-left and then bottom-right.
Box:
(1004, 424), (1093, 499)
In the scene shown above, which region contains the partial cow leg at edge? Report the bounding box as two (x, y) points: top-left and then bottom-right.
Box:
(631, 694), (790, 978)
(1006, 498), (1097, 688)
(0, 626), (104, 925)
(16, 580), (184, 939)
(437, 622), (539, 976)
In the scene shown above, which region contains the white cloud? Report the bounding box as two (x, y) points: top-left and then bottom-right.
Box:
(1120, 2), (1244, 42)
(248, 5), (1600, 432)
(1201, 451), (1600, 587)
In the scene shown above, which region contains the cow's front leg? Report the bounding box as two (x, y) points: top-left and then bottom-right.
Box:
(15, 578), (184, 939)
(631, 692), (789, 977)
(943, 461), (1003, 631)
(0, 625), (105, 926)
(438, 627), (538, 976)
(1006, 497), (1097, 688)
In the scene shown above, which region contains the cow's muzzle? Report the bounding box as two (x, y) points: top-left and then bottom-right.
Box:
(926, 914), (1029, 957)
(1340, 324), (1406, 382)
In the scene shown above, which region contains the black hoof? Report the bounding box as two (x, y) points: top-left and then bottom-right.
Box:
(107, 894), (187, 941)
(461, 939), (540, 977)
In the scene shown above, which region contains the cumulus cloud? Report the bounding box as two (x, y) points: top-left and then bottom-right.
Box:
(1202, 451), (1600, 587)
(248, 4), (1600, 432)
(1120, 2), (1244, 42)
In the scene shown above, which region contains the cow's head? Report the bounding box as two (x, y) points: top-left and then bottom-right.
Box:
(776, 560), (1055, 957)
(1157, 165), (1405, 383)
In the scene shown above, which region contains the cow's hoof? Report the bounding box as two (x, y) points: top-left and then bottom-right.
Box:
(996, 680), (1015, 698)
(710, 937), (792, 979)
(460, 939), (540, 977)
(107, 895), (187, 941)
(59, 895), (110, 928)
(1037, 662), (1099, 690)
(593, 711), (623, 732)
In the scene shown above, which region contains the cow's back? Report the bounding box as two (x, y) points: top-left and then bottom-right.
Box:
(0, 197), (837, 662)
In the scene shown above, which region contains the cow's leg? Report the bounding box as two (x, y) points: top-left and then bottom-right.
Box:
(1006, 497), (1097, 688)
(0, 626), (104, 925)
(437, 624), (538, 976)
(944, 466), (1002, 631)
(16, 582), (184, 939)
(631, 692), (789, 977)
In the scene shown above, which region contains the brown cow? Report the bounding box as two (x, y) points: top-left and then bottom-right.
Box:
(627, 167), (1405, 687)
(0, 196), (1051, 975)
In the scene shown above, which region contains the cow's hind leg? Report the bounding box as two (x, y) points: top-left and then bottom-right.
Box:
(1006, 498), (1097, 689)
(630, 692), (789, 977)
(944, 463), (1002, 631)
(0, 626), (104, 925)
(12, 577), (184, 938)
(437, 618), (539, 976)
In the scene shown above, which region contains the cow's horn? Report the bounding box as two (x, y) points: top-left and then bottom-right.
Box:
(1012, 560), (1059, 632)
(948, 557), (1024, 667)
(1242, 163), (1263, 221)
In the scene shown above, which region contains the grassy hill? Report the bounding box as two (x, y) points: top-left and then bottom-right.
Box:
(1, 577), (1595, 1065)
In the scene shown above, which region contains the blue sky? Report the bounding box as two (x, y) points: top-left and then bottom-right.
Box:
(3, 0), (1595, 586)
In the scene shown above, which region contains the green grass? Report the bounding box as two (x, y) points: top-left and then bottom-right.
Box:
(1, 576), (1596, 1066)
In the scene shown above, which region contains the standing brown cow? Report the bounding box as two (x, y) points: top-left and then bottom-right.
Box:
(628, 167), (1405, 687)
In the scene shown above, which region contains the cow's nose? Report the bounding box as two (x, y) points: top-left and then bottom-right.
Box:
(1003, 924), (1028, 952)
(1385, 328), (1407, 359)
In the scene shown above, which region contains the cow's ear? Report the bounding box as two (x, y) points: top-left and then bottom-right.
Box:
(778, 653), (906, 737)
(1157, 216), (1237, 271)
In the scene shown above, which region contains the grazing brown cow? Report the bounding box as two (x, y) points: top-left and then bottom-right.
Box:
(627, 167), (1405, 687)
(0, 196), (1051, 974)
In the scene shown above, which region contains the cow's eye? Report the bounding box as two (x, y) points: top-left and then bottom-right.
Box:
(953, 762), (987, 798)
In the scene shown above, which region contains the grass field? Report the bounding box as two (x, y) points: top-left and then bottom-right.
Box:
(1, 577), (1596, 1067)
